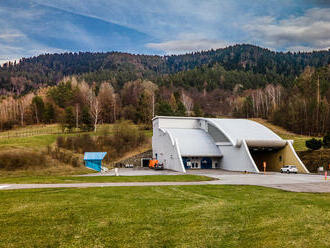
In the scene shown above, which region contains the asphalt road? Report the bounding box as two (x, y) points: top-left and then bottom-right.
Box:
(0, 169), (329, 192)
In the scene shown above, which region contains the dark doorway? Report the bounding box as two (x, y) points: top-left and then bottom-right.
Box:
(201, 157), (212, 169)
(141, 158), (150, 167)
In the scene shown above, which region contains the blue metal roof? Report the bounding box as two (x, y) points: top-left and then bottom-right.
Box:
(84, 152), (107, 160)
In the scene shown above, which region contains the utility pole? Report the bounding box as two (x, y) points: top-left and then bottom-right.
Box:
(317, 75), (320, 105)
(113, 93), (116, 122)
(152, 93), (155, 118)
(316, 75), (320, 134)
(75, 103), (79, 129)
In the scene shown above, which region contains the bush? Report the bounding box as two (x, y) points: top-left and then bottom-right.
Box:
(0, 151), (47, 170)
(56, 136), (65, 148)
(48, 146), (81, 167)
(298, 150), (330, 172)
(323, 132), (330, 148)
(305, 138), (322, 150)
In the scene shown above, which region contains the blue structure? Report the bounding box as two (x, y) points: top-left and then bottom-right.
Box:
(84, 152), (107, 172)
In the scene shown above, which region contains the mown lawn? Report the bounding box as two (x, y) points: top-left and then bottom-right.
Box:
(0, 175), (213, 184)
(0, 185), (329, 248)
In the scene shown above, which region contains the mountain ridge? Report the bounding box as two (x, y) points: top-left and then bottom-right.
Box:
(1, 44), (330, 94)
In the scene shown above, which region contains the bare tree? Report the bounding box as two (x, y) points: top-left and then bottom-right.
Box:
(89, 89), (101, 132)
(18, 93), (34, 126)
(98, 82), (115, 123)
(181, 91), (193, 116)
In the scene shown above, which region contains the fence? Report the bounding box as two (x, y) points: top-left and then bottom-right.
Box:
(0, 124), (115, 139)
(0, 126), (82, 139)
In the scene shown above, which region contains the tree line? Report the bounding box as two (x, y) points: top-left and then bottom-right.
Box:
(0, 45), (329, 136)
(1, 44), (329, 94)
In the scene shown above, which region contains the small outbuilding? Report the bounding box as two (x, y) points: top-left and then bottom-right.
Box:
(152, 116), (309, 174)
(84, 152), (107, 172)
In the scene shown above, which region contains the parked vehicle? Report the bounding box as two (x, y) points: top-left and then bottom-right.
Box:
(149, 159), (164, 170)
(280, 165), (298, 174)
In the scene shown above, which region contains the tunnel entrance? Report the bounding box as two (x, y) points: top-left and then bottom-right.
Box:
(249, 147), (285, 172)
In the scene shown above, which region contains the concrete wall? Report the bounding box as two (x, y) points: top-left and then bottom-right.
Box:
(152, 127), (185, 173)
(158, 118), (199, 129)
(279, 142), (309, 173)
(218, 141), (259, 173)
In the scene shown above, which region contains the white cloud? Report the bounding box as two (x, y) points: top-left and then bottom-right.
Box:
(245, 8), (330, 51)
(146, 39), (230, 54)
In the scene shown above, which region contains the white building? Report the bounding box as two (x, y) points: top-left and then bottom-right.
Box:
(152, 116), (309, 173)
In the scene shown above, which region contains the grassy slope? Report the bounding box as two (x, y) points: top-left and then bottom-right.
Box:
(251, 118), (314, 151)
(0, 124), (152, 149)
(0, 175), (212, 184)
(0, 123), (152, 175)
(0, 185), (329, 248)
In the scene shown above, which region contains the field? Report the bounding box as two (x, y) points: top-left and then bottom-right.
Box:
(0, 185), (329, 248)
(0, 124), (152, 150)
(0, 175), (212, 184)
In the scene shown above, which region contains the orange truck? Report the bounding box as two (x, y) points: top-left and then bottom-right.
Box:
(149, 159), (164, 170)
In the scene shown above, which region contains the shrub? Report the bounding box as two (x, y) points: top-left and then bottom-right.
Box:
(56, 136), (65, 148)
(305, 138), (322, 150)
(323, 132), (330, 148)
(48, 146), (81, 167)
(0, 151), (47, 170)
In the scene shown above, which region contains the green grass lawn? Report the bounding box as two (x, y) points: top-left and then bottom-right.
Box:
(280, 134), (313, 152)
(0, 123), (152, 150)
(0, 134), (58, 149)
(0, 175), (213, 184)
(0, 185), (329, 247)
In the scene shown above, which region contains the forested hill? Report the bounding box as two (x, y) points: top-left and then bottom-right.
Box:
(1, 44), (330, 94)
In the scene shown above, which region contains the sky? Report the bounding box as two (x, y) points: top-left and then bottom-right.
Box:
(0, 0), (330, 64)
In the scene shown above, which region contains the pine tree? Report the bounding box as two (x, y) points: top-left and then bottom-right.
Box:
(81, 106), (93, 131)
(157, 102), (174, 116)
(193, 103), (203, 117)
(175, 101), (186, 116)
(136, 92), (151, 123)
(44, 103), (55, 123)
(64, 107), (75, 132)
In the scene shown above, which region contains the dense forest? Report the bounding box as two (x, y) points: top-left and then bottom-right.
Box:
(0, 44), (329, 135)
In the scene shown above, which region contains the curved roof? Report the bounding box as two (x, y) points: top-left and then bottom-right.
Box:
(205, 119), (282, 144)
(165, 128), (222, 157)
(84, 152), (107, 160)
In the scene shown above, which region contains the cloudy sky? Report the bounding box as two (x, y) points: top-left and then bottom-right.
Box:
(0, 0), (330, 64)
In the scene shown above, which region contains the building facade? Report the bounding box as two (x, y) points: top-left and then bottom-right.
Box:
(152, 116), (309, 173)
